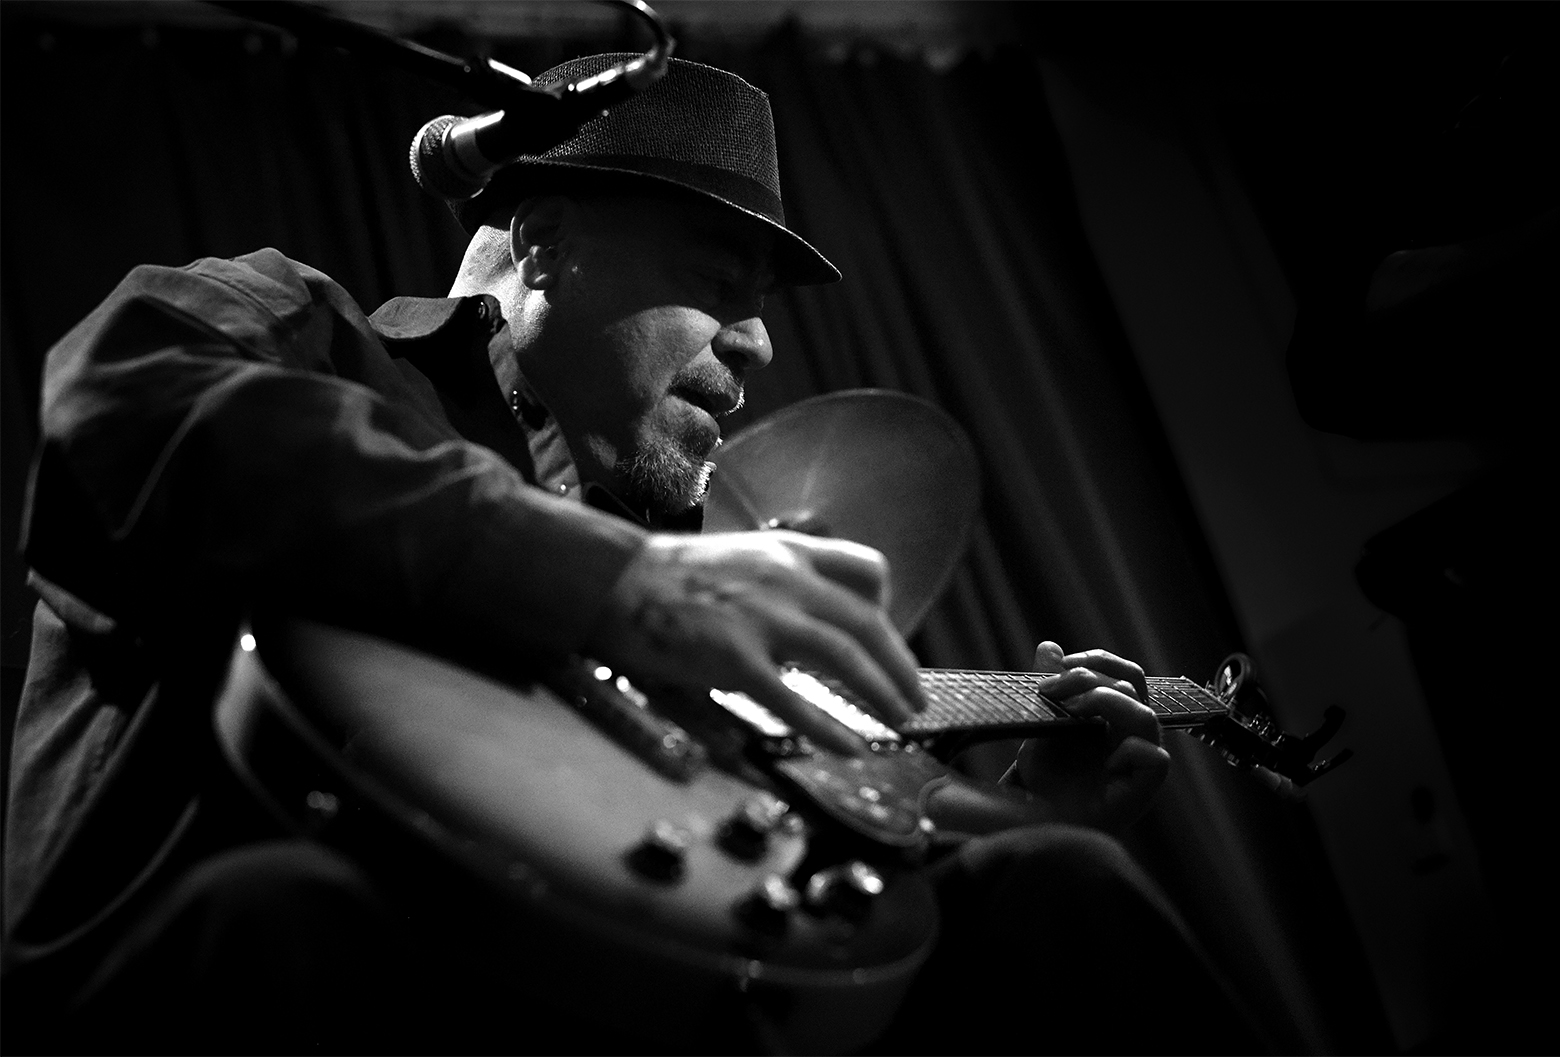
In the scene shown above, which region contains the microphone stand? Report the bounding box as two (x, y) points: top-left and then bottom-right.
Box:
(206, 0), (675, 151)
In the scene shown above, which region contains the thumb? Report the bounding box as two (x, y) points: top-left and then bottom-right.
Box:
(1033, 640), (1065, 673)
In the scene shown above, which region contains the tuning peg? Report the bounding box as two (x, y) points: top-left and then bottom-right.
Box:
(1213, 652), (1256, 702)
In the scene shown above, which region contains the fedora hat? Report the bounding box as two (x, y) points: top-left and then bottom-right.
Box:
(457, 54), (840, 287)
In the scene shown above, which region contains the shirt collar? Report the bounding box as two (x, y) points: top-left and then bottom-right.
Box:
(368, 295), (471, 343)
(366, 295), (704, 533)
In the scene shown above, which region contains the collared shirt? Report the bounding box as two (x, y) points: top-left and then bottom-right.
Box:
(6, 248), (652, 929)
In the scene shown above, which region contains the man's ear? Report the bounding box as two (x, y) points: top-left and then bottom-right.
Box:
(511, 196), (571, 291)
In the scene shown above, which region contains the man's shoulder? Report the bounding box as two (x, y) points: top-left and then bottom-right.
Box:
(147, 248), (360, 325)
(78, 249), (382, 361)
(125, 253), (477, 349)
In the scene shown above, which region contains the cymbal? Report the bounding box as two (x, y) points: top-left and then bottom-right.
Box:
(704, 389), (980, 636)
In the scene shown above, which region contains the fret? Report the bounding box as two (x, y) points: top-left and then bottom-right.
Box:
(1143, 677), (1229, 729)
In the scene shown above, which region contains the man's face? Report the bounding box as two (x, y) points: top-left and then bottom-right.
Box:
(523, 193), (776, 516)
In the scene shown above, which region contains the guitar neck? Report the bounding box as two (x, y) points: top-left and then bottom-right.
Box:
(717, 669), (1233, 746)
(903, 670), (1228, 738)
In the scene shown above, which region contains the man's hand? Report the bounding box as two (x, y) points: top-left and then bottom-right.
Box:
(585, 531), (926, 755)
(1014, 641), (1170, 831)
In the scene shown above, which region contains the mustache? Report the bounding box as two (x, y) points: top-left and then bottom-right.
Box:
(669, 361), (745, 417)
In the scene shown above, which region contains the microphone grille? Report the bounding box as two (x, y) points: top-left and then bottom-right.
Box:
(409, 114), (482, 201)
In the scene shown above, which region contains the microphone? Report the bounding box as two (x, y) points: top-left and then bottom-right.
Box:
(411, 49), (671, 202)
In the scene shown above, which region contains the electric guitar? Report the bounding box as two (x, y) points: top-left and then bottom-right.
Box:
(213, 617), (1349, 1053)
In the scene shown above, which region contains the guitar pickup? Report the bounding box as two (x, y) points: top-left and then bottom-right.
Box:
(555, 662), (707, 782)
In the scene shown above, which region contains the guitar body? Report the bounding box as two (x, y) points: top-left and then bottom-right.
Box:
(211, 617), (1347, 1050)
(213, 619), (938, 1054)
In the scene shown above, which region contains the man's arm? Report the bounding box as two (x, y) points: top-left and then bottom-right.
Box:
(31, 253), (924, 739)
(29, 254), (646, 662)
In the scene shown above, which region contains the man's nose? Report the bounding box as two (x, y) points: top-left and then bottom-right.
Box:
(713, 316), (773, 371)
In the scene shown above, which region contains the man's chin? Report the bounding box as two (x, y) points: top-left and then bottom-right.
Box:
(616, 434), (718, 517)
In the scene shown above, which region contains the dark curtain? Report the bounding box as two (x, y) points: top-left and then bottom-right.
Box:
(715, 39), (1385, 1053)
(1, 7), (1387, 1052)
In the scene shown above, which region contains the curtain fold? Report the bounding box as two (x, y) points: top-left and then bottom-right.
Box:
(715, 37), (1249, 678)
(2, 10), (1383, 1051)
(704, 37), (1369, 1051)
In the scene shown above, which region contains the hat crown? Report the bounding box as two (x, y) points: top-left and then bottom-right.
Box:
(526, 55), (784, 223)
(456, 53), (839, 285)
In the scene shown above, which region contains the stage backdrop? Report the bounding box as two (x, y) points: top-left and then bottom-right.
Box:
(0, 5), (1389, 1050)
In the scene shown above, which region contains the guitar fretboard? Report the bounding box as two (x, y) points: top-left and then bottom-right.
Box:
(907, 670), (1229, 735)
(712, 669), (1232, 743)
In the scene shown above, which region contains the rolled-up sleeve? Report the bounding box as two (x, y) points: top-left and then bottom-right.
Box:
(25, 250), (646, 659)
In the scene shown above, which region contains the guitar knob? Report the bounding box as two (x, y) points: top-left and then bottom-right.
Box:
(734, 874), (801, 937)
(627, 820), (690, 883)
(803, 860), (885, 922)
(718, 794), (790, 860)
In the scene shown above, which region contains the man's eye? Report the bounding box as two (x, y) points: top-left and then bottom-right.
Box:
(696, 269), (762, 314)
(706, 275), (744, 305)
(726, 285), (765, 317)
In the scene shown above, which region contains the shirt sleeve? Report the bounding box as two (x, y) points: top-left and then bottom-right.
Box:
(24, 251), (647, 661)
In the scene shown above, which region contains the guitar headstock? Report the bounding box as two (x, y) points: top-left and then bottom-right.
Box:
(1194, 653), (1353, 800)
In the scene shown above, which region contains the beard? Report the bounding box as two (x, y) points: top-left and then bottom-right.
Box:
(614, 361), (743, 517)
(615, 413), (719, 516)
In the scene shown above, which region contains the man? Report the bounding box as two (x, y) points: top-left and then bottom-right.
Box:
(4, 55), (1254, 1053)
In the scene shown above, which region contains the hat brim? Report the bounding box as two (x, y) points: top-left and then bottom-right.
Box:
(460, 160), (841, 287)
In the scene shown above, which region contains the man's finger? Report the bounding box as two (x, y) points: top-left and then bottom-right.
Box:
(788, 574), (926, 714)
(773, 612), (917, 729)
(735, 661), (870, 757)
(1034, 666), (1135, 704)
(1062, 648), (1148, 704)
(1106, 736), (1172, 778)
(782, 534), (891, 608)
(1102, 737), (1172, 818)
(1053, 686), (1161, 747)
